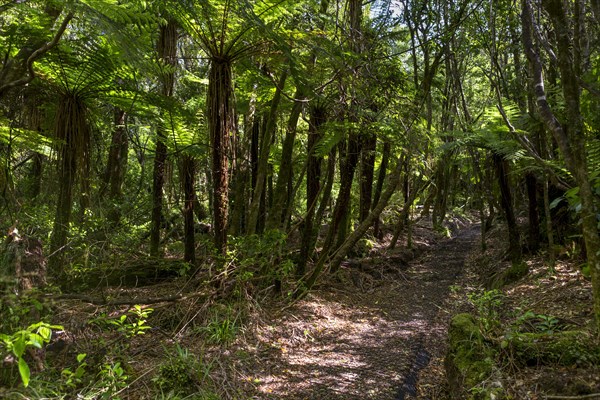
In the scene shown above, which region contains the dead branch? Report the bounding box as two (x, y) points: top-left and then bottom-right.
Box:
(45, 290), (208, 306)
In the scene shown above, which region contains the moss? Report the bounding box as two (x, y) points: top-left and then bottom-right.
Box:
(490, 262), (529, 289)
(508, 331), (600, 366)
(445, 313), (504, 399)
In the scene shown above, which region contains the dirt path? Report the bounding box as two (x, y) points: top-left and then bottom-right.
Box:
(242, 224), (480, 399)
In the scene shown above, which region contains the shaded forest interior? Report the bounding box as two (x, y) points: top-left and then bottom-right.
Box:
(1, 0), (600, 398)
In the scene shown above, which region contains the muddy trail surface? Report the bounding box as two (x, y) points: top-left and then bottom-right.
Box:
(242, 224), (480, 399)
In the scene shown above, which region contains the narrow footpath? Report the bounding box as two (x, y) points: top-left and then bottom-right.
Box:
(242, 223), (480, 399)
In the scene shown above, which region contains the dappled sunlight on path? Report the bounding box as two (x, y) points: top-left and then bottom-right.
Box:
(242, 225), (480, 399)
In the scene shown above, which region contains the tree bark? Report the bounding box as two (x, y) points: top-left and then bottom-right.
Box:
(359, 131), (376, 222)
(372, 140), (390, 239)
(532, 0), (600, 329)
(101, 108), (128, 225)
(208, 57), (234, 255)
(297, 105), (326, 277)
(150, 19), (178, 257)
(49, 94), (89, 279)
(267, 91), (302, 230)
(297, 154), (404, 298)
(182, 155), (196, 265)
(525, 173), (540, 253)
(247, 71), (287, 234)
(493, 152), (522, 263)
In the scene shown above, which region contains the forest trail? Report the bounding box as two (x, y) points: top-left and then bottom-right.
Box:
(243, 223), (480, 399)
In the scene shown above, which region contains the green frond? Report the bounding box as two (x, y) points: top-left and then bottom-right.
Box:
(586, 138), (600, 176)
(312, 123), (345, 158)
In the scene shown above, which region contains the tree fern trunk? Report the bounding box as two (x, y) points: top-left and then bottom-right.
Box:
(49, 94), (89, 279)
(208, 57), (234, 255)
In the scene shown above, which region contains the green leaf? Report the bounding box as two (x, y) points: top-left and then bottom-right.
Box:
(77, 353), (87, 363)
(37, 326), (51, 341)
(549, 196), (564, 210)
(18, 357), (30, 387)
(27, 334), (44, 349)
(12, 336), (26, 358)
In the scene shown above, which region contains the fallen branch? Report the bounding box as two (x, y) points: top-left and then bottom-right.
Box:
(45, 290), (207, 306)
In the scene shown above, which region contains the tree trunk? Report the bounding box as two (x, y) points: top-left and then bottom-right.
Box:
(373, 140), (390, 239)
(49, 94), (89, 279)
(208, 57), (234, 255)
(182, 155), (196, 265)
(30, 152), (43, 199)
(150, 19), (177, 257)
(267, 92), (302, 230)
(359, 131), (376, 222)
(543, 175), (556, 269)
(525, 173), (540, 253)
(101, 108), (128, 225)
(313, 147), (337, 246)
(297, 154), (404, 298)
(322, 131), (359, 259)
(523, 0), (600, 329)
(297, 105), (326, 277)
(248, 71), (287, 234)
(493, 153), (522, 263)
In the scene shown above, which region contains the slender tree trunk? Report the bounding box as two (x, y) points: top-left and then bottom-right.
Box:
(30, 152), (43, 199)
(493, 153), (522, 263)
(208, 57), (234, 255)
(525, 173), (540, 253)
(297, 154), (405, 298)
(101, 108), (128, 225)
(182, 155), (196, 265)
(267, 92), (302, 230)
(543, 175), (556, 269)
(373, 140), (390, 239)
(313, 147), (337, 246)
(150, 19), (177, 257)
(230, 107), (255, 236)
(322, 132), (359, 259)
(248, 71), (287, 234)
(297, 105), (325, 276)
(359, 131), (376, 222)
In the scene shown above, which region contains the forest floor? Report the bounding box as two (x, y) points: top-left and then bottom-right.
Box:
(231, 220), (477, 399)
(8, 216), (599, 399)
